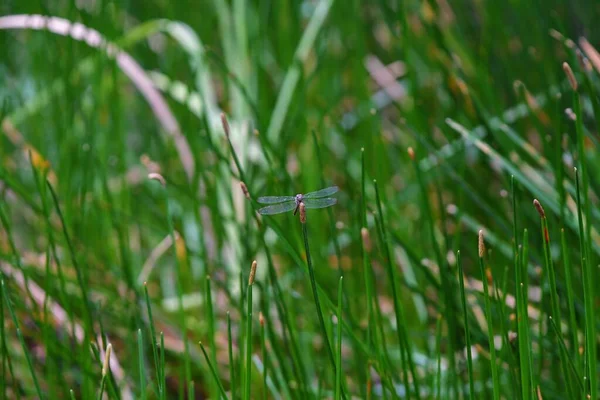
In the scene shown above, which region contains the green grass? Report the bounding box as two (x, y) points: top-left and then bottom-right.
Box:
(0, 1), (600, 399)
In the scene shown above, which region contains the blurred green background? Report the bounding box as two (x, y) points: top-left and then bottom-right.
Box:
(0, 0), (599, 399)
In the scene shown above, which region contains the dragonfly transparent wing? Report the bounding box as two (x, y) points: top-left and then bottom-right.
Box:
(303, 186), (339, 199)
(257, 195), (295, 204)
(302, 198), (337, 209)
(258, 201), (297, 215)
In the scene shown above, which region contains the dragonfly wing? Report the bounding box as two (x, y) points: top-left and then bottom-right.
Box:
(258, 201), (297, 215)
(257, 195), (295, 204)
(303, 186), (339, 199)
(302, 198), (337, 209)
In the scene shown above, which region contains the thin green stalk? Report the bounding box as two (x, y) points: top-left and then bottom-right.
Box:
(311, 129), (342, 276)
(46, 181), (96, 339)
(512, 177), (531, 400)
(575, 167), (596, 399)
(245, 261), (257, 400)
(200, 342), (228, 399)
(150, 178), (191, 390)
(373, 180), (418, 400)
(260, 312), (267, 400)
(335, 276), (343, 400)
(160, 332), (166, 400)
(571, 67), (592, 269)
(138, 329), (146, 400)
(411, 149), (456, 399)
(0, 272), (5, 400)
(188, 381), (195, 400)
(70, 390), (76, 400)
(456, 251), (475, 400)
(1, 279), (43, 399)
(560, 228), (580, 372)
(435, 315), (443, 399)
(300, 208), (352, 399)
(143, 283), (162, 398)
(300, 212), (336, 373)
(97, 343), (111, 400)
(261, 230), (307, 396)
(227, 312), (236, 400)
(360, 148), (376, 396)
(533, 200), (576, 398)
(360, 226), (375, 383)
(548, 316), (585, 393)
(478, 232), (500, 400)
(205, 276), (217, 363)
(521, 229), (535, 397)
(98, 366), (107, 400)
(32, 167), (74, 341)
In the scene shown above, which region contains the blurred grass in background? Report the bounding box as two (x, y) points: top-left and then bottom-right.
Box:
(0, 0), (600, 398)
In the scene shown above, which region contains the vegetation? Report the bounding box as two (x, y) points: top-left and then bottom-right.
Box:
(0, 0), (599, 398)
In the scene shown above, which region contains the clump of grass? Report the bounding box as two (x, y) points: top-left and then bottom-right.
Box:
(2, 2), (600, 399)
(478, 230), (500, 400)
(244, 260), (257, 400)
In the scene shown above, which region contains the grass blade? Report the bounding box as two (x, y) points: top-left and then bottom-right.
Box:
(335, 276), (343, 400)
(456, 251), (475, 400)
(478, 231), (500, 400)
(200, 342), (228, 399)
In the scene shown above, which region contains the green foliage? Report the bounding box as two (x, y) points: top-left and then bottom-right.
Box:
(0, 0), (599, 398)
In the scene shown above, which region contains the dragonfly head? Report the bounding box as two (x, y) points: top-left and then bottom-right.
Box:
(295, 194), (303, 203)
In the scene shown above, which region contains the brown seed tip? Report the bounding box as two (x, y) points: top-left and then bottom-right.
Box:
(565, 108), (577, 121)
(220, 112), (230, 138)
(259, 312), (265, 326)
(248, 260), (257, 285)
(407, 147), (415, 161)
(240, 181), (250, 199)
(299, 203), (307, 224)
(248, 260), (256, 286)
(102, 343), (112, 377)
(478, 230), (485, 258)
(361, 227), (372, 252)
(148, 172), (166, 186)
(562, 62), (578, 91)
(533, 199), (545, 218)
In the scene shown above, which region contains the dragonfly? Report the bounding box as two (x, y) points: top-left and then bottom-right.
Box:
(257, 186), (339, 215)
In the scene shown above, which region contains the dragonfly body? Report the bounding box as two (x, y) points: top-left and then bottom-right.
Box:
(257, 186), (338, 216)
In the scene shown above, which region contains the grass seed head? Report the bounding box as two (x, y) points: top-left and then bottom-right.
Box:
(259, 312), (265, 326)
(220, 112), (231, 138)
(240, 181), (250, 199)
(249, 260), (257, 285)
(361, 227), (372, 252)
(533, 199), (545, 218)
(300, 203), (307, 224)
(478, 229), (485, 258)
(407, 147), (415, 160)
(562, 62), (578, 91)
